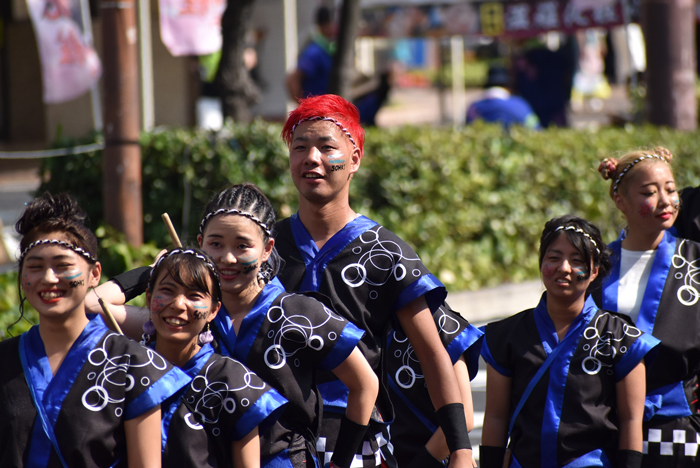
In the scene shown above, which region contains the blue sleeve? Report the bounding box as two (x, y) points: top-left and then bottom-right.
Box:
(125, 366), (191, 420)
(394, 274), (446, 314)
(613, 332), (661, 382)
(319, 321), (365, 372)
(480, 332), (512, 377)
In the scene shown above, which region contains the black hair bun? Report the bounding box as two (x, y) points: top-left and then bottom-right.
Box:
(15, 192), (87, 236)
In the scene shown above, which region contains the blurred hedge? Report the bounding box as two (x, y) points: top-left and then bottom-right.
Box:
(3, 121), (700, 337)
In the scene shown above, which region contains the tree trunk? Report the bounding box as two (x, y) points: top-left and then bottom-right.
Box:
(642, 0), (697, 129)
(328, 0), (361, 98)
(217, 0), (259, 123)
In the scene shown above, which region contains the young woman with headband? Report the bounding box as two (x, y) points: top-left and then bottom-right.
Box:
(0, 192), (190, 468)
(480, 215), (658, 468)
(593, 147), (700, 467)
(100, 246), (288, 467)
(89, 183), (378, 468)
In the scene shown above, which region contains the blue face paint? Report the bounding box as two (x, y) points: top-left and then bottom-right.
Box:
(64, 271), (83, 280)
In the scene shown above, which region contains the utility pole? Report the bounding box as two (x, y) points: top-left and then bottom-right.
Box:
(101, 0), (143, 246)
(329, 0), (361, 98)
(642, 0), (697, 129)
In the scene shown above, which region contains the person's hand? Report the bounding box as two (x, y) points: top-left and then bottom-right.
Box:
(447, 449), (473, 468)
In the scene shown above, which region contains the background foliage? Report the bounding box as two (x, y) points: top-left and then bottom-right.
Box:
(3, 121), (700, 336)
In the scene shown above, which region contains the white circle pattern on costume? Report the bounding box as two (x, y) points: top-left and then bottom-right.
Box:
(672, 240), (700, 306)
(263, 294), (345, 370)
(393, 308), (460, 389)
(580, 312), (641, 376)
(82, 334), (168, 415)
(184, 357), (267, 432)
(341, 227), (422, 299)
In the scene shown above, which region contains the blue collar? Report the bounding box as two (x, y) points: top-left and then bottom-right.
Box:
(601, 230), (676, 333)
(213, 278), (285, 363)
(533, 293), (599, 355)
(290, 212), (378, 292)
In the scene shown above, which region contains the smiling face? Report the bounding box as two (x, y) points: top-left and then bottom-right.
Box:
(288, 120), (361, 207)
(147, 270), (219, 349)
(20, 234), (101, 321)
(197, 214), (274, 302)
(615, 161), (678, 241)
(540, 233), (598, 304)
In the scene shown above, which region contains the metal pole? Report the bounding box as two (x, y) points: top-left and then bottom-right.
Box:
(138, 0), (155, 131)
(101, 0), (144, 246)
(79, 0), (103, 131)
(283, 0), (297, 113)
(450, 35), (465, 127)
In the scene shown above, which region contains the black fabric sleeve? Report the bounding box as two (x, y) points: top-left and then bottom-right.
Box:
(435, 403), (471, 452)
(330, 415), (369, 468)
(617, 450), (643, 468)
(109, 266), (151, 302)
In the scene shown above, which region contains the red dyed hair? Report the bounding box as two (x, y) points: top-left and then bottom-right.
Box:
(281, 94), (365, 157)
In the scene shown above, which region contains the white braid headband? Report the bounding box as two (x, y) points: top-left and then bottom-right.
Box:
(19, 239), (96, 264)
(199, 208), (271, 237)
(290, 116), (357, 149)
(554, 225), (601, 255)
(613, 154), (668, 195)
(150, 249), (219, 281)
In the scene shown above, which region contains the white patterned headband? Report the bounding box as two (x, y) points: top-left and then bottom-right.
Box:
(290, 116), (357, 149)
(613, 154), (668, 195)
(199, 208), (271, 237)
(19, 239), (96, 264)
(150, 249), (219, 281)
(555, 225), (601, 255)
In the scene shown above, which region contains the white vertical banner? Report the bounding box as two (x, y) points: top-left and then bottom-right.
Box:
(26, 0), (102, 103)
(159, 0), (226, 56)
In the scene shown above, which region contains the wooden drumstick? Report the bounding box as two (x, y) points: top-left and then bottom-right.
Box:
(98, 298), (124, 335)
(161, 213), (183, 247)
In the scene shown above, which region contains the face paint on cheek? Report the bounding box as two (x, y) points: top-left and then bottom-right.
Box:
(638, 201), (653, 218)
(192, 304), (209, 320)
(62, 270), (83, 280)
(240, 255), (259, 275)
(23, 275), (30, 288)
(574, 267), (589, 282)
(69, 279), (85, 288)
(151, 296), (166, 314)
(672, 198), (680, 211)
(328, 153), (345, 165)
(542, 264), (555, 280)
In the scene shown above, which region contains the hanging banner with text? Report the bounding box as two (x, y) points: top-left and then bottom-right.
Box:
(159, 0), (226, 56)
(360, 0), (632, 38)
(26, 0), (102, 103)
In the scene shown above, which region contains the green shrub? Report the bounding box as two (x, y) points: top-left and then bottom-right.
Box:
(6, 121), (700, 306)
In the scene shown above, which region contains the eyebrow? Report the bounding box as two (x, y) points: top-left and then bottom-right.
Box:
(205, 233), (255, 242)
(292, 135), (336, 143)
(24, 254), (74, 262)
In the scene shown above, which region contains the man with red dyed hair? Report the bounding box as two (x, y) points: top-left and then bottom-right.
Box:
(275, 95), (474, 468)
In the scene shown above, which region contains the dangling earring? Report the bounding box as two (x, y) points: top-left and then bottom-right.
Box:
(198, 322), (213, 345)
(141, 319), (156, 345)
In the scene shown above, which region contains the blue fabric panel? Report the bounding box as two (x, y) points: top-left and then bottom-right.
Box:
(480, 337), (511, 377)
(562, 448), (610, 467)
(159, 345), (209, 449)
(233, 387), (288, 441)
(393, 274), (446, 313)
(539, 296), (599, 468)
(612, 332), (660, 382)
(644, 381), (692, 420)
(318, 322), (364, 372)
(290, 213), (378, 293)
(446, 323), (484, 381)
(125, 365), (190, 420)
(317, 380), (350, 410)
